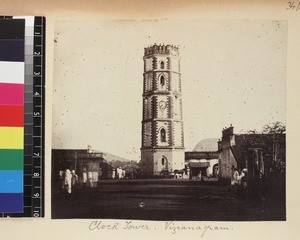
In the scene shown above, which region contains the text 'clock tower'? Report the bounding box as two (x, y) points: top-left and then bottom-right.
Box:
(140, 44), (185, 177)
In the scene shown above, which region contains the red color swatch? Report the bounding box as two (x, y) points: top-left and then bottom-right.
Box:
(0, 105), (24, 127)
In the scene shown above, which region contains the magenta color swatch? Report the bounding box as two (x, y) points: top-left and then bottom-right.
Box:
(0, 83), (24, 106)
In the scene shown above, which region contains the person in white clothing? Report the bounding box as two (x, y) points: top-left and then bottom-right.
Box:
(237, 169), (245, 185)
(231, 168), (239, 185)
(64, 169), (72, 194)
(87, 171), (93, 187)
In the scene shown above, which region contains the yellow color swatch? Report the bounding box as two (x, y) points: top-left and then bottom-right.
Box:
(0, 127), (24, 149)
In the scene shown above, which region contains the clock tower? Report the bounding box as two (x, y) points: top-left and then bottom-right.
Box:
(140, 44), (185, 177)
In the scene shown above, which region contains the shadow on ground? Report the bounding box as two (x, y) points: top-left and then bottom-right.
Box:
(51, 179), (285, 221)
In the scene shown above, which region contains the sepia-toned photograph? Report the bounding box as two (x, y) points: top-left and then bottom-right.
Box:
(51, 19), (286, 221)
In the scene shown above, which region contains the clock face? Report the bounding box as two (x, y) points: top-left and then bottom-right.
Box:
(159, 100), (167, 110)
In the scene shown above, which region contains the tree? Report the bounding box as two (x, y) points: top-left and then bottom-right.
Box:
(262, 121), (286, 134)
(262, 122), (286, 195)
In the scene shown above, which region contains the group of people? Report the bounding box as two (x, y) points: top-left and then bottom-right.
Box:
(59, 168), (100, 194)
(231, 166), (248, 197)
(231, 167), (247, 185)
(59, 167), (128, 194)
(59, 169), (78, 194)
(112, 167), (126, 179)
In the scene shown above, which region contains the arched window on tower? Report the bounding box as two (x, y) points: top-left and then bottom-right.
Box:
(162, 157), (165, 165)
(160, 61), (165, 69)
(160, 75), (165, 86)
(160, 128), (166, 142)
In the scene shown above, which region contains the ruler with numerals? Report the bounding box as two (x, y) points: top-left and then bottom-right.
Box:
(1, 16), (45, 218)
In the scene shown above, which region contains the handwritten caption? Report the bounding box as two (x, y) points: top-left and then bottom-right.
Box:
(89, 221), (233, 237)
(286, 1), (300, 11)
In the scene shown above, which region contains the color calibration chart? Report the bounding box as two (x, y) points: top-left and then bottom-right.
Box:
(0, 16), (45, 217)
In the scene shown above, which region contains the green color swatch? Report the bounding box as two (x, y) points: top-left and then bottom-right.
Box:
(0, 149), (23, 170)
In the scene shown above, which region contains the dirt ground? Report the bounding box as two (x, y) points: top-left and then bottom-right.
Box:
(51, 179), (285, 221)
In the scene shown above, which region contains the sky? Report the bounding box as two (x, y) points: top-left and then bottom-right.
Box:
(52, 19), (287, 160)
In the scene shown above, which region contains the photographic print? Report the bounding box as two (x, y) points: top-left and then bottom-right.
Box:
(51, 19), (286, 221)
